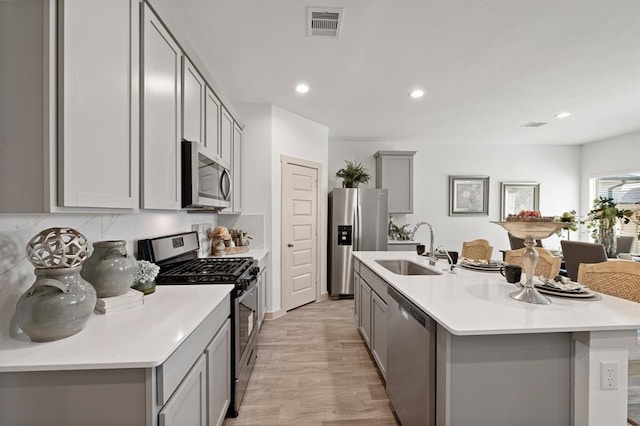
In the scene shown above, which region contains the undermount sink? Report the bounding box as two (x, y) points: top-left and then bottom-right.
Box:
(375, 259), (442, 276)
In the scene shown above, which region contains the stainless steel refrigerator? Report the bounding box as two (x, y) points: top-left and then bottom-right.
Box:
(328, 188), (388, 298)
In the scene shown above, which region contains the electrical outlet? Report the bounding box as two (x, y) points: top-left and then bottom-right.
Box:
(600, 361), (618, 390)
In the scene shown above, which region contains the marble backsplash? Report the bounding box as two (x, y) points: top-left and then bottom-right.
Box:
(0, 212), (216, 304)
(217, 214), (265, 250)
(0, 211), (265, 335)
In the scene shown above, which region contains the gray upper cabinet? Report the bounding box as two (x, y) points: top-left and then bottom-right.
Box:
(0, 0), (139, 212)
(220, 107), (233, 168)
(205, 86), (222, 161)
(141, 3), (182, 210)
(232, 123), (242, 213)
(374, 151), (416, 214)
(182, 57), (205, 147)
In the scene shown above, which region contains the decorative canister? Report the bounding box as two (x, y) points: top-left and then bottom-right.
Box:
(81, 240), (136, 298)
(16, 265), (96, 342)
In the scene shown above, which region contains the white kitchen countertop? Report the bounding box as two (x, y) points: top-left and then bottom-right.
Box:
(216, 249), (268, 263)
(387, 240), (420, 245)
(0, 285), (233, 372)
(353, 251), (640, 336)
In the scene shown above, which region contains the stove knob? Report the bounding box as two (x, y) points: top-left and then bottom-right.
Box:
(237, 278), (248, 291)
(250, 266), (260, 276)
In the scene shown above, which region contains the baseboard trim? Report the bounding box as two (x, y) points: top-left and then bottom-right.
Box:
(264, 293), (330, 321)
(264, 309), (286, 321)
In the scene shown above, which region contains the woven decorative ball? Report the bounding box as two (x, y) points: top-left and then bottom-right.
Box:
(26, 227), (89, 268)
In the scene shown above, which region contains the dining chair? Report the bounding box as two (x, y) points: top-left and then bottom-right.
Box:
(505, 247), (562, 279)
(560, 240), (608, 282)
(507, 233), (543, 250)
(461, 239), (494, 261)
(617, 236), (635, 255)
(578, 260), (640, 302)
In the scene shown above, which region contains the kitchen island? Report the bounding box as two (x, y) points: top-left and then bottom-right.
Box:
(0, 285), (233, 426)
(353, 251), (640, 426)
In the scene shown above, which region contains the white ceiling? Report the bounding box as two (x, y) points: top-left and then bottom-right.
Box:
(154, 0), (640, 145)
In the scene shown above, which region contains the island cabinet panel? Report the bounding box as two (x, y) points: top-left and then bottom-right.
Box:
(371, 291), (387, 379)
(354, 262), (388, 376)
(353, 270), (361, 325)
(141, 3), (182, 210)
(359, 279), (372, 348)
(436, 327), (572, 426)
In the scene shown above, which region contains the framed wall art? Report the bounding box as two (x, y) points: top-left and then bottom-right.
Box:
(449, 175), (489, 216)
(500, 182), (540, 220)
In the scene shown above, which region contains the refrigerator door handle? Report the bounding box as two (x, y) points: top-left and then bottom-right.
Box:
(354, 201), (361, 251)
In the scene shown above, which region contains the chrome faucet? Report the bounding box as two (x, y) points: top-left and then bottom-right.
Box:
(411, 221), (436, 266)
(435, 245), (457, 274)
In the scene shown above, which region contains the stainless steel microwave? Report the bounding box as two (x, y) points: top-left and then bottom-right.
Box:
(181, 140), (231, 210)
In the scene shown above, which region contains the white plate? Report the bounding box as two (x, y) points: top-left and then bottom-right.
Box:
(459, 261), (504, 272)
(534, 285), (597, 299)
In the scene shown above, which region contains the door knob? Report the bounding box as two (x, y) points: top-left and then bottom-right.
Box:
(287, 243), (294, 248)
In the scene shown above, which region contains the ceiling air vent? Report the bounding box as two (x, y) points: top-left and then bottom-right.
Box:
(307, 7), (344, 38)
(521, 121), (548, 128)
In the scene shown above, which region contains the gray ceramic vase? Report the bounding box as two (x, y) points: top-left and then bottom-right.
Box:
(81, 240), (136, 298)
(16, 266), (97, 342)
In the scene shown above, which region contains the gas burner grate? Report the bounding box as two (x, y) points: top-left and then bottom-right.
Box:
(158, 257), (254, 283)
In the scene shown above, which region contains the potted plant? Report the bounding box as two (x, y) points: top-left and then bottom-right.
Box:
(132, 260), (160, 295)
(582, 197), (637, 257)
(335, 161), (371, 188)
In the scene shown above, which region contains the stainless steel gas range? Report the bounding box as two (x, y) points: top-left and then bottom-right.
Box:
(138, 231), (259, 418)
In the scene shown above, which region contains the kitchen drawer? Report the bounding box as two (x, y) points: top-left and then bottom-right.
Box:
(353, 258), (361, 274)
(157, 293), (230, 405)
(360, 264), (388, 303)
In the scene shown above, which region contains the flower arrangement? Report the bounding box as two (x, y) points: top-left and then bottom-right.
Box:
(554, 210), (578, 236)
(582, 197), (635, 237)
(132, 260), (160, 295)
(582, 197), (637, 257)
(134, 260), (160, 284)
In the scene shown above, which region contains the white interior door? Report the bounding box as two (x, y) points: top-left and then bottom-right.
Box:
(282, 159), (319, 311)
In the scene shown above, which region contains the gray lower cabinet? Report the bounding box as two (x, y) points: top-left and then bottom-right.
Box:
(257, 261), (268, 329)
(206, 319), (231, 426)
(0, 295), (231, 426)
(354, 262), (387, 379)
(159, 354), (207, 426)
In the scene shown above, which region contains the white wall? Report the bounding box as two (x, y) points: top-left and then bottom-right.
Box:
(580, 130), (640, 224)
(236, 104), (329, 314)
(329, 140), (581, 253)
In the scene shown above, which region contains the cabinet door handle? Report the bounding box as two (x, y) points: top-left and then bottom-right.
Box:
(287, 243), (294, 248)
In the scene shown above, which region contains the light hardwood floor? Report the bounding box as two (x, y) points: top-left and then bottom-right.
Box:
(223, 299), (398, 426)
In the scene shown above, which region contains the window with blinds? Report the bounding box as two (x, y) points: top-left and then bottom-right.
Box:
(593, 174), (640, 254)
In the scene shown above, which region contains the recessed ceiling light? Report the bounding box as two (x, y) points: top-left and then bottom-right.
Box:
(555, 112), (572, 119)
(295, 83), (310, 94)
(409, 89), (425, 98)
